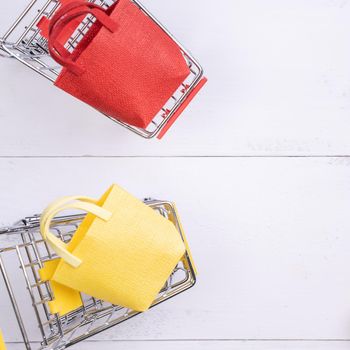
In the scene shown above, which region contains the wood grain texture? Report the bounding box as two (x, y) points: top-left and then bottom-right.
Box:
(4, 341), (350, 350)
(1, 1), (350, 349)
(0, 0), (350, 155)
(0, 158), (350, 343)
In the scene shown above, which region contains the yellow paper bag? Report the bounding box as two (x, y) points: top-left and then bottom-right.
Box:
(0, 330), (6, 350)
(40, 184), (186, 312)
(39, 259), (83, 315)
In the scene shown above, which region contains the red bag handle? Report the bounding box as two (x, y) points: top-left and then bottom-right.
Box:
(50, 1), (99, 25)
(48, 1), (118, 75)
(49, 2), (103, 59)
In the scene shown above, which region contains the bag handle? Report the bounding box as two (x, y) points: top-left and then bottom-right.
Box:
(48, 1), (100, 58)
(40, 195), (98, 225)
(40, 195), (103, 240)
(37, 1), (88, 40)
(48, 4), (118, 74)
(50, 1), (100, 25)
(48, 1), (118, 75)
(40, 196), (112, 268)
(48, 1), (117, 46)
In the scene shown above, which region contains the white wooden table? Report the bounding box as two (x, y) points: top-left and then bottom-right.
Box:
(1, 1), (350, 349)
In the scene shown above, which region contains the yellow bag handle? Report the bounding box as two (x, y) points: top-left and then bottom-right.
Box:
(40, 196), (104, 238)
(40, 196), (112, 268)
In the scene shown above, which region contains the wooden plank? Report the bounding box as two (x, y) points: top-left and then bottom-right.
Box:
(0, 157), (350, 342)
(4, 341), (350, 350)
(0, 0), (350, 155)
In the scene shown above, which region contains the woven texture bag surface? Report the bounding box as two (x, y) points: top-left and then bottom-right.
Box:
(39, 259), (83, 315)
(40, 184), (186, 312)
(48, 0), (190, 128)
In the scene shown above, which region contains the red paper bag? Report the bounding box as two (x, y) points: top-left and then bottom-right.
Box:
(48, 0), (190, 128)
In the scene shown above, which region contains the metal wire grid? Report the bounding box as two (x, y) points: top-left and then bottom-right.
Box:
(0, 0), (204, 138)
(0, 200), (196, 350)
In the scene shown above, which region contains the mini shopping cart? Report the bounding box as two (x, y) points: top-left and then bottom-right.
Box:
(0, 0), (205, 139)
(0, 199), (196, 350)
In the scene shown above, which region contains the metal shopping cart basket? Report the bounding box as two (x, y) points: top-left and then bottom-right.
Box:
(0, 0), (205, 139)
(0, 199), (196, 350)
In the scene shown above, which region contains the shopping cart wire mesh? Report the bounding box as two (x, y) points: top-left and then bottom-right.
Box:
(0, 199), (196, 350)
(0, 0), (204, 138)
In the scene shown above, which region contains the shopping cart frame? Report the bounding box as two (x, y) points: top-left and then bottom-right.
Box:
(0, 0), (204, 139)
(0, 199), (196, 350)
